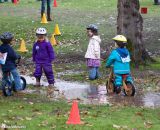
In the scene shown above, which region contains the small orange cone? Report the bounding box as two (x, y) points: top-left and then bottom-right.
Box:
(17, 38), (28, 53)
(54, 24), (61, 36)
(53, 0), (57, 7)
(66, 100), (83, 125)
(41, 13), (48, 24)
(50, 34), (57, 46)
(13, 0), (18, 5)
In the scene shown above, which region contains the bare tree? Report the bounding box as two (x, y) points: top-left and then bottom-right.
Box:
(117, 0), (152, 66)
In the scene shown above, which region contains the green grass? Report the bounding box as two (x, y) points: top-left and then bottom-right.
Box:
(0, 0), (159, 59)
(0, 93), (160, 130)
(137, 58), (160, 71)
(148, 58), (160, 70)
(0, 1), (160, 130)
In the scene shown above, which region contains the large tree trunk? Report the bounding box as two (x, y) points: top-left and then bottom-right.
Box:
(117, 0), (151, 66)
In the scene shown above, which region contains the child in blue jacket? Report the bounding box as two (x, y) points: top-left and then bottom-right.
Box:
(106, 35), (133, 94)
(0, 32), (22, 93)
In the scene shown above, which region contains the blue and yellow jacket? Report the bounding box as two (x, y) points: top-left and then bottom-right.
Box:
(106, 48), (131, 74)
(0, 43), (20, 72)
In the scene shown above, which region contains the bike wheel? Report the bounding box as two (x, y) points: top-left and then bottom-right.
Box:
(123, 81), (135, 96)
(2, 80), (13, 96)
(106, 79), (115, 93)
(12, 76), (27, 92)
(20, 76), (26, 90)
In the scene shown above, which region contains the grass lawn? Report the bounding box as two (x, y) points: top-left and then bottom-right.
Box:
(0, 0), (160, 58)
(0, 0), (160, 129)
(0, 93), (160, 130)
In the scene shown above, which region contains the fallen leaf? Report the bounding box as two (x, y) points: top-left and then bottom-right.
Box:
(32, 109), (40, 112)
(8, 110), (12, 113)
(113, 124), (121, 129)
(11, 116), (16, 120)
(113, 124), (128, 129)
(51, 124), (56, 129)
(38, 120), (49, 126)
(16, 116), (24, 121)
(135, 112), (143, 117)
(84, 122), (93, 127)
(3, 120), (10, 123)
(19, 106), (24, 109)
(144, 121), (152, 129)
(29, 102), (34, 105)
(81, 111), (90, 115)
(25, 117), (32, 121)
(35, 112), (43, 115)
(86, 124), (93, 127)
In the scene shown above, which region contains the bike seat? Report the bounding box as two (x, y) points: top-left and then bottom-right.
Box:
(122, 74), (128, 79)
(4, 71), (11, 76)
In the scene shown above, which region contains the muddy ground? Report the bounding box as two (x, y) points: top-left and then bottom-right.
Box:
(15, 57), (160, 108)
(0, 0), (160, 108)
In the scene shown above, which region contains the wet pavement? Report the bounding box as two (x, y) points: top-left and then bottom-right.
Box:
(22, 75), (160, 108)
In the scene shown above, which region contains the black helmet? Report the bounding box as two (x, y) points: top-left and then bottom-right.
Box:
(0, 32), (14, 43)
(86, 24), (98, 32)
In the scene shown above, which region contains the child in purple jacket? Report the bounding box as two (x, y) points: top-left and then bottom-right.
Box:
(32, 28), (55, 97)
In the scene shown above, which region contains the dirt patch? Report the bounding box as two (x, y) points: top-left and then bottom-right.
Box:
(55, 54), (85, 64)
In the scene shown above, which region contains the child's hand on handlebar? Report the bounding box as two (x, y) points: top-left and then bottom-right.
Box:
(0, 53), (3, 58)
(16, 55), (22, 66)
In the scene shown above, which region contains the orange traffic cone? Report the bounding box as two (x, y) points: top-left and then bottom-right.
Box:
(53, 0), (57, 7)
(17, 38), (28, 53)
(66, 100), (83, 125)
(54, 24), (61, 36)
(13, 0), (18, 5)
(50, 34), (57, 46)
(41, 13), (48, 24)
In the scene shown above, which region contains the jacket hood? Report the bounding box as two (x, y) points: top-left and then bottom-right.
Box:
(91, 35), (101, 43)
(116, 48), (129, 58)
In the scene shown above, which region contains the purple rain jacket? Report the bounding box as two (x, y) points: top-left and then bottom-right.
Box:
(32, 40), (55, 64)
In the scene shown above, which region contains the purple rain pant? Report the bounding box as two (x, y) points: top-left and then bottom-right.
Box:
(34, 63), (54, 84)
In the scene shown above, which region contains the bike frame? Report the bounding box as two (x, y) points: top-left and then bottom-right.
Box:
(107, 67), (131, 93)
(5, 72), (14, 84)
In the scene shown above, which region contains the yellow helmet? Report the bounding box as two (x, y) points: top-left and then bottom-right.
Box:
(112, 35), (127, 42)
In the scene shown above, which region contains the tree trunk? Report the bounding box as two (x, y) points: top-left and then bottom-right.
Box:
(117, 0), (152, 66)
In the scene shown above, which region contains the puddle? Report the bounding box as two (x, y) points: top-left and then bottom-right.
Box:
(57, 83), (109, 105)
(22, 75), (160, 108)
(57, 70), (84, 76)
(22, 75), (109, 105)
(143, 93), (160, 108)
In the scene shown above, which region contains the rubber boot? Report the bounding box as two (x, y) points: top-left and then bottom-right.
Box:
(115, 86), (121, 94)
(47, 84), (54, 98)
(35, 78), (40, 87)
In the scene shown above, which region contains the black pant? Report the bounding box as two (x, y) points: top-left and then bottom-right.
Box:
(41, 0), (51, 18)
(154, 0), (160, 4)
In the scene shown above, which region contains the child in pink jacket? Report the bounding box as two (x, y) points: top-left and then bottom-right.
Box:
(85, 24), (101, 80)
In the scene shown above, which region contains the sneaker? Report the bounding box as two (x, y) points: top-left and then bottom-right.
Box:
(115, 86), (121, 94)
